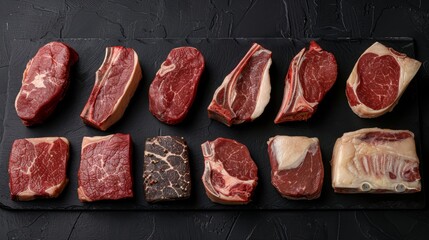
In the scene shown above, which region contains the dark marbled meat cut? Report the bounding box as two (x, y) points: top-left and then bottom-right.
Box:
(143, 136), (191, 202)
(8, 137), (70, 201)
(78, 133), (133, 202)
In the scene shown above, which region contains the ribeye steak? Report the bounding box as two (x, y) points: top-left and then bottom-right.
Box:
(346, 42), (421, 118)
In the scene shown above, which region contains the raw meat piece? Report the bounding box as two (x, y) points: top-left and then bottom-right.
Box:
(78, 133), (133, 202)
(81, 46), (142, 131)
(8, 137), (69, 201)
(267, 136), (324, 200)
(331, 128), (421, 193)
(149, 47), (205, 124)
(201, 138), (258, 204)
(346, 42), (421, 118)
(143, 136), (191, 202)
(207, 43), (272, 126)
(275, 41), (337, 123)
(15, 42), (78, 126)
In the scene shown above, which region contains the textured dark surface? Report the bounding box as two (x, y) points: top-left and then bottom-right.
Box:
(1, 0), (429, 239)
(144, 136), (191, 202)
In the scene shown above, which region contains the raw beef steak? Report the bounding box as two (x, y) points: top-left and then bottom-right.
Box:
(81, 46), (142, 131)
(78, 134), (133, 202)
(267, 136), (324, 200)
(346, 42), (421, 118)
(331, 128), (421, 193)
(15, 42), (78, 126)
(149, 47), (205, 124)
(201, 138), (258, 204)
(143, 136), (191, 202)
(275, 41), (337, 123)
(8, 137), (69, 201)
(207, 43), (272, 126)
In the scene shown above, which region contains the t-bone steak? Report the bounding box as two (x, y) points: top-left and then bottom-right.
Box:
(331, 128), (421, 193)
(207, 43), (272, 126)
(201, 138), (258, 204)
(78, 133), (133, 202)
(267, 135), (324, 200)
(346, 42), (421, 118)
(143, 136), (191, 202)
(81, 46), (142, 131)
(8, 137), (69, 201)
(275, 41), (337, 123)
(15, 42), (78, 126)
(149, 47), (205, 124)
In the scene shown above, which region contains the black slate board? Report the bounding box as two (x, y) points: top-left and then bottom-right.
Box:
(0, 38), (425, 210)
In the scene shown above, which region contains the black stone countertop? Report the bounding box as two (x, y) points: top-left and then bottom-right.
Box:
(1, 0), (429, 239)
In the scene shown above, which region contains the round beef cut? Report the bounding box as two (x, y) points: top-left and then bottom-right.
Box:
(346, 42), (421, 118)
(78, 133), (133, 202)
(201, 138), (258, 204)
(207, 43), (272, 126)
(15, 42), (78, 126)
(149, 47), (205, 124)
(267, 135), (324, 200)
(81, 46), (142, 131)
(331, 128), (421, 193)
(8, 137), (70, 201)
(275, 41), (337, 123)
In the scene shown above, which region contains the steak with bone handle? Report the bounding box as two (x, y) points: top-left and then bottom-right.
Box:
(201, 138), (258, 204)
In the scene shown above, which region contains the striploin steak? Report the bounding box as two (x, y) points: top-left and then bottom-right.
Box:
(331, 128), (421, 193)
(267, 135), (324, 200)
(149, 47), (205, 124)
(207, 43), (272, 126)
(346, 42), (421, 118)
(15, 42), (78, 126)
(78, 133), (133, 202)
(201, 138), (258, 204)
(81, 46), (142, 131)
(9, 137), (69, 201)
(143, 136), (191, 202)
(275, 41), (337, 123)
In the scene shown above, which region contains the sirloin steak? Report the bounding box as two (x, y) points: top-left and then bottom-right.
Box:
(207, 43), (272, 126)
(346, 42), (421, 118)
(267, 136), (324, 200)
(81, 46), (142, 131)
(275, 41), (337, 123)
(149, 47), (205, 124)
(9, 137), (69, 201)
(331, 128), (421, 193)
(201, 138), (258, 204)
(15, 42), (78, 126)
(78, 133), (133, 202)
(143, 136), (191, 202)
